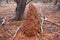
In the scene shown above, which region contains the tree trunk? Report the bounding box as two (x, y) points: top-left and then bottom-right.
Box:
(54, 0), (58, 5)
(15, 0), (27, 21)
(0, 0), (2, 6)
(6, 0), (9, 3)
(49, 0), (52, 3)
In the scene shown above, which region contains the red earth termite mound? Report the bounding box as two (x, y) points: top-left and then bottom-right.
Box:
(21, 4), (41, 37)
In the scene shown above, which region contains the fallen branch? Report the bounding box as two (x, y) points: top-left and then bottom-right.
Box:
(45, 20), (60, 27)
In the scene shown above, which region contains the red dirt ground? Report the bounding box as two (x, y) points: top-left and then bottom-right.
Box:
(0, 3), (60, 40)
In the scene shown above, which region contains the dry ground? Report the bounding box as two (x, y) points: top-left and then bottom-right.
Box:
(0, 3), (60, 40)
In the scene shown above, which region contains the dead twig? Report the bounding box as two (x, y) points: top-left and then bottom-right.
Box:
(0, 17), (6, 27)
(7, 30), (14, 37)
(39, 6), (45, 40)
(12, 22), (23, 40)
(45, 20), (60, 27)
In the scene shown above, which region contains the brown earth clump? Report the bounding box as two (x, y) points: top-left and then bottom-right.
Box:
(21, 4), (41, 37)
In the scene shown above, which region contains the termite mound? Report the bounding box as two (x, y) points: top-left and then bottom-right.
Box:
(21, 3), (41, 37)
